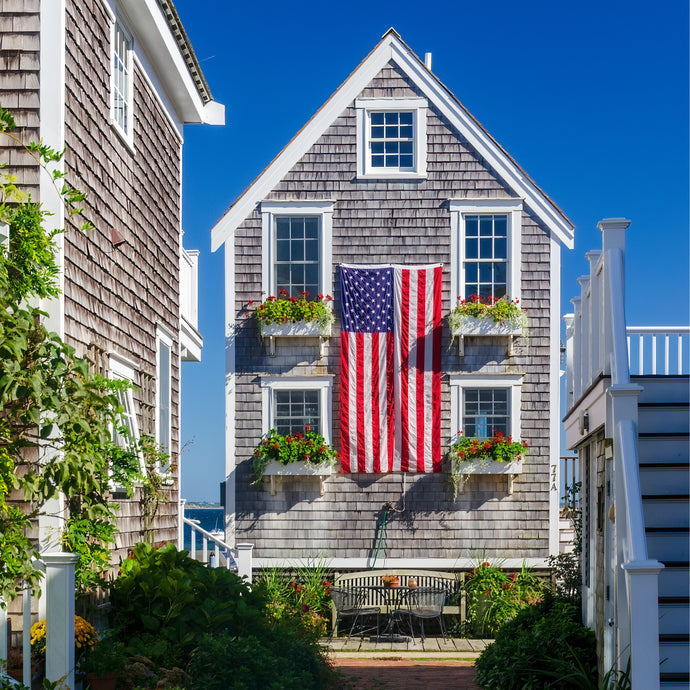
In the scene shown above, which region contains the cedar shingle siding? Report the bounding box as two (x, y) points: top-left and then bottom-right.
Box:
(0, 0), (184, 563)
(233, 61), (553, 561)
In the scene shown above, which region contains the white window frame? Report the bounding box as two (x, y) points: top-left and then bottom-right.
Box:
(449, 375), (522, 443)
(260, 377), (333, 444)
(108, 351), (143, 474)
(355, 97), (428, 179)
(156, 326), (174, 470)
(260, 201), (334, 300)
(449, 199), (522, 310)
(110, 17), (134, 149)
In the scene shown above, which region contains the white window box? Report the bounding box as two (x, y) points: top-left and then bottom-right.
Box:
(451, 459), (523, 495)
(452, 317), (523, 356)
(260, 320), (332, 357)
(260, 459), (335, 495)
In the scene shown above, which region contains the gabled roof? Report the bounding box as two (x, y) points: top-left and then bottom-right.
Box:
(210, 29), (573, 251)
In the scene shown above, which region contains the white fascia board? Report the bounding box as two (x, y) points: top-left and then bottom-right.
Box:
(119, 0), (223, 125)
(211, 33), (572, 252)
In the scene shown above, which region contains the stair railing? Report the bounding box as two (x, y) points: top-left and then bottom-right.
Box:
(182, 516), (253, 583)
(598, 221), (664, 689)
(626, 326), (689, 376)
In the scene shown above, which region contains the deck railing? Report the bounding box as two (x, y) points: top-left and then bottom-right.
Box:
(182, 517), (253, 583)
(564, 219), (668, 689)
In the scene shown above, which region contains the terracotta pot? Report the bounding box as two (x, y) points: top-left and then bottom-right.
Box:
(85, 672), (118, 690)
(407, 579), (418, 588)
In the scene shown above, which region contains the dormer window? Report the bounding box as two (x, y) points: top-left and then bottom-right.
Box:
(356, 98), (427, 179)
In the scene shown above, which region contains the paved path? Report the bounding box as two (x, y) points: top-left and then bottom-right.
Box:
(332, 658), (482, 689)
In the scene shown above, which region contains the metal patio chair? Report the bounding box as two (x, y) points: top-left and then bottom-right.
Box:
(398, 587), (447, 642)
(329, 587), (381, 640)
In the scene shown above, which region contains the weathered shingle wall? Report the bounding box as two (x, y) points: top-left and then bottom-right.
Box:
(0, 0), (40, 196)
(234, 61), (554, 563)
(63, 0), (182, 559)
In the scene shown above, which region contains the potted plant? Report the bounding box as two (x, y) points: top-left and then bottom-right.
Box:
(449, 295), (525, 337)
(448, 431), (528, 499)
(380, 575), (400, 588)
(255, 291), (334, 336)
(252, 427), (338, 486)
(79, 637), (128, 690)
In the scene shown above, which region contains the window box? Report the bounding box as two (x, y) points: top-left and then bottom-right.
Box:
(450, 459), (523, 496)
(451, 316), (523, 356)
(260, 320), (332, 357)
(258, 459), (335, 496)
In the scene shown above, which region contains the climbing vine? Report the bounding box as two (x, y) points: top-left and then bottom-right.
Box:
(0, 107), (139, 600)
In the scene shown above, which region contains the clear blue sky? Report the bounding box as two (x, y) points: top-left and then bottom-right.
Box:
(174, 0), (689, 501)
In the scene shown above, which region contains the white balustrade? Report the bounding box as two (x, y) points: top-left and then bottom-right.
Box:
(182, 516), (253, 583)
(626, 327), (689, 376)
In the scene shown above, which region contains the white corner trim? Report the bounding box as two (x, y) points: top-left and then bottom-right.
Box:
(210, 33), (573, 252)
(549, 236), (561, 557)
(224, 240), (237, 546)
(260, 201), (334, 299)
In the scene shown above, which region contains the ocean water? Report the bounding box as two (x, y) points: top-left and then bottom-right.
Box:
(183, 507), (224, 552)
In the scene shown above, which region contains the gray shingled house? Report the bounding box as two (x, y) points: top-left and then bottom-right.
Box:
(211, 29), (574, 572)
(0, 0), (223, 562)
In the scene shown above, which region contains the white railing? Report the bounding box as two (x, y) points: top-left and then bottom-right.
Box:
(565, 219), (666, 689)
(182, 517), (253, 583)
(627, 326), (689, 376)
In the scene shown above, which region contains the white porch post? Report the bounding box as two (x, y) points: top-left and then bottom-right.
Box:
(43, 552), (78, 688)
(236, 543), (254, 583)
(0, 601), (7, 673)
(623, 561), (664, 690)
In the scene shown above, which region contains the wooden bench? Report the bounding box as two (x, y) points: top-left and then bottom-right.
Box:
(331, 569), (466, 633)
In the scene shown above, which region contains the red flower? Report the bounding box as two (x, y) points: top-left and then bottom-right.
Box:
(317, 293), (324, 300)
(301, 604), (309, 612)
(280, 289), (287, 295)
(267, 296), (275, 301)
(482, 562), (491, 568)
(305, 424), (311, 432)
(509, 572), (517, 581)
(326, 294), (333, 301)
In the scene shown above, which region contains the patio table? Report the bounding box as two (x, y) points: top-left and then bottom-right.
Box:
(367, 585), (415, 642)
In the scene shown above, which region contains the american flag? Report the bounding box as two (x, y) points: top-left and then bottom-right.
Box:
(339, 264), (443, 473)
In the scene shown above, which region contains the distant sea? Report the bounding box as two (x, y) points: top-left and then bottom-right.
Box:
(183, 506), (224, 552)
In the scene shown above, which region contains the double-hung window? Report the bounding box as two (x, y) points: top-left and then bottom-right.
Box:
(450, 200), (522, 304)
(111, 19), (133, 144)
(109, 353), (140, 453)
(355, 98), (427, 179)
(450, 376), (522, 441)
(261, 377), (332, 442)
(261, 201), (333, 299)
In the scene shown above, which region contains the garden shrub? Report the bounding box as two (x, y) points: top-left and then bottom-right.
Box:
(475, 595), (597, 689)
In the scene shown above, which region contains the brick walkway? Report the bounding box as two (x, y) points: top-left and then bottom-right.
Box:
(332, 658), (482, 689)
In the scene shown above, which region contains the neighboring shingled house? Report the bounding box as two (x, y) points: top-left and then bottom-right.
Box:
(211, 29), (573, 571)
(0, 0), (223, 562)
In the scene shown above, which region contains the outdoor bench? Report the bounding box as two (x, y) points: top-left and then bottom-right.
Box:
(331, 569), (466, 634)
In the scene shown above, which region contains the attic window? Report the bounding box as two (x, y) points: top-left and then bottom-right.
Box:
(111, 19), (134, 147)
(355, 97), (427, 179)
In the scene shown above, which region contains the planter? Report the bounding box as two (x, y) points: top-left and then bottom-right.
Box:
(452, 317), (523, 356)
(85, 673), (118, 690)
(259, 320), (332, 357)
(451, 460), (523, 495)
(260, 459), (335, 495)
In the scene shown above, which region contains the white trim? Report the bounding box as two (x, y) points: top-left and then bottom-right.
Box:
(355, 97), (428, 179)
(224, 240), (237, 546)
(253, 556), (552, 570)
(449, 199), (522, 310)
(260, 201), (334, 299)
(108, 351), (138, 379)
(210, 31), (573, 252)
(549, 236), (561, 556)
(156, 326), (173, 464)
(110, 16), (135, 150)
(107, 352), (141, 470)
(38, 0), (67, 557)
(260, 376), (333, 444)
(449, 375), (523, 443)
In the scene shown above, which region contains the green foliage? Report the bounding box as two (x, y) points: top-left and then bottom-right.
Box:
(475, 595), (597, 689)
(137, 437), (171, 544)
(548, 482), (583, 606)
(106, 543), (333, 689)
(252, 428), (338, 485)
(464, 561), (548, 637)
(0, 110), (139, 601)
(449, 294), (525, 329)
(78, 635), (129, 677)
(255, 291), (334, 331)
(187, 629), (334, 690)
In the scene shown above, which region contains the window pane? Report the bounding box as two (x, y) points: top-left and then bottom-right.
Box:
(400, 155), (413, 167)
(371, 112), (384, 125)
(384, 112), (398, 124)
(372, 142), (384, 154)
(292, 239), (304, 261)
(479, 216), (493, 236)
(399, 112), (413, 124)
(494, 262), (506, 285)
(276, 217), (290, 238)
(372, 155), (384, 167)
(465, 263), (478, 283)
(400, 125), (413, 138)
(494, 237), (507, 258)
(465, 239), (478, 259)
(479, 263), (492, 282)
(479, 238), (493, 258)
(291, 218), (304, 237)
(385, 125), (398, 138)
(304, 217), (319, 237)
(276, 264), (290, 289)
(276, 239), (290, 262)
(493, 215), (507, 236)
(465, 216), (478, 236)
(305, 238), (319, 261)
(372, 126), (384, 138)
